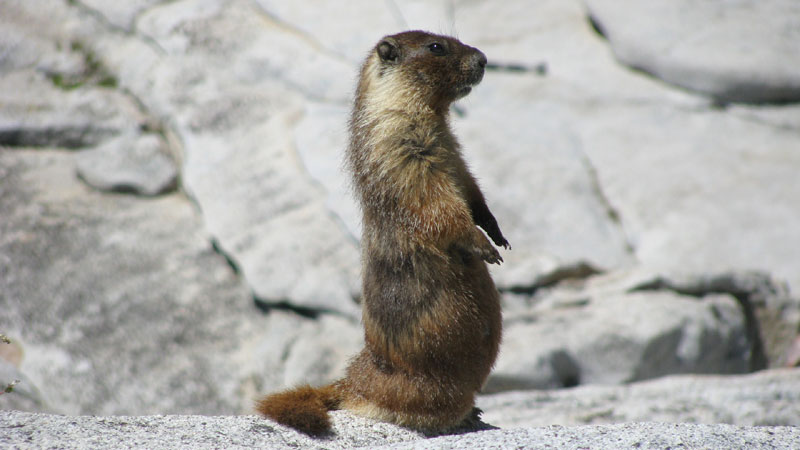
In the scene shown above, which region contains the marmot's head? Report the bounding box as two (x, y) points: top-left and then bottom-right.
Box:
(360, 31), (487, 114)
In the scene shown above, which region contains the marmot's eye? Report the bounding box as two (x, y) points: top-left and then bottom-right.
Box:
(428, 43), (446, 55)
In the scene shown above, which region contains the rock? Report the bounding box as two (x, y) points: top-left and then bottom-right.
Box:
(785, 337), (800, 367)
(280, 315), (362, 388)
(480, 368), (800, 428)
(0, 144), (359, 415)
(0, 360), (46, 413)
(78, 0), (166, 32)
(0, 410), (425, 449)
(117, 0), (362, 314)
(76, 132), (178, 196)
(454, 0), (800, 296)
(389, 423), (800, 450)
(0, 149), (266, 415)
(0, 0), (85, 77)
(293, 101), (360, 238)
(574, 100), (800, 293)
(0, 71), (140, 150)
(35, 0), (800, 305)
(251, 0), (431, 64)
(455, 80), (636, 288)
(1, 410), (798, 449)
(489, 273), (752, 391)
(630, 271), (800, 369)
(0, 1), (143, 150)
(2, 0), (800, 421)
(584, 0), (800, 103)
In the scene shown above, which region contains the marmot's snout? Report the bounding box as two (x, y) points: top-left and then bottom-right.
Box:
(454, 50), (486, 98)
(473, 50), (487, 70)
(465, 49), (487, 86)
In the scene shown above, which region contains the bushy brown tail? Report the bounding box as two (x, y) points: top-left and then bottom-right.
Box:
(256, 384), (342, 436)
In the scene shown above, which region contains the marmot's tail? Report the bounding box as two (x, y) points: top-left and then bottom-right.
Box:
(256, 383), (342, 436)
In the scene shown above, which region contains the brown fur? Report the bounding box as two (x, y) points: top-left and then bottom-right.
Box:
(255, 384), (341, 435)
(256, 30), (508, 436)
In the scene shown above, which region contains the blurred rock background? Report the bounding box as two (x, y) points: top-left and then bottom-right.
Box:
(1, 0), (799, 427)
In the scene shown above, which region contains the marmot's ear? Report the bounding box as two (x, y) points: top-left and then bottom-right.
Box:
(377, 38), (400, 63)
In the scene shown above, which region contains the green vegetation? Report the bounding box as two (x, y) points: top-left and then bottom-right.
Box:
(0, 333), (20, 396)
(47, 39), (118, 90)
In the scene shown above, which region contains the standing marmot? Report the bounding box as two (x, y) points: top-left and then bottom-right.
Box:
(257, 30), (509, 436)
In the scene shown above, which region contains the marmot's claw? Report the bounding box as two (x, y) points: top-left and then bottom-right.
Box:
(490, 234), (510, 250)
(461, 407), (484, 428)
(481, 247), (503, 265)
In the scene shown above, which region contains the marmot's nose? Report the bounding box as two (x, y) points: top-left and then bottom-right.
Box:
(476, 52), (487, 68)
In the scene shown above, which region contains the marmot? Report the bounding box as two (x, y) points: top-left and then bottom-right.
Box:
(257, 30), (509, 436)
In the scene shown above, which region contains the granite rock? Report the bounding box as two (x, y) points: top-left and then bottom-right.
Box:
(1, 409), (798, 450)
(1, 0), (799, 421)
(491, 285), (750, 391)
(480, 368), (800, 428)
(0, 149), (270, 415)
(75, 132), (178, 196)
(584, 0), (800, 103)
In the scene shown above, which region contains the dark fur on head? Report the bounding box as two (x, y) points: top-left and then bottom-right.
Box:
(369, 30), (488, 113)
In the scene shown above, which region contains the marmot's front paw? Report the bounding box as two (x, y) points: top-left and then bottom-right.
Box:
(480, 246), (503, 265)
(472, 232), (503, 265)
(495, 236), (510, 250)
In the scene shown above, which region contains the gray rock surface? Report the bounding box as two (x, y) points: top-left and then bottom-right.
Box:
(386, 423), (800, 450)
(0, 149), (259, 415)
(0, 360), (45, 413)
(585, 0), (800, 103)
(0, 148), (351, 415)
(0, 71), (140, 150)
(75, 132), (177, 196)
(480, 368), (800, 428)
(134, 0), (362, 314)
(491, 268), (799, 391)
(492, 282), (750, 391)
(1, 0), (799, 430)
(2, 410), (799, 450)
